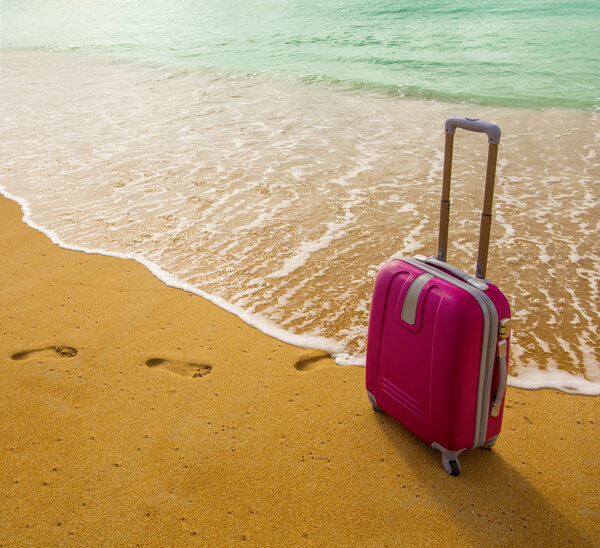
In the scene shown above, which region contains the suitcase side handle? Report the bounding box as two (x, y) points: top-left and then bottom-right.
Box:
(491, 339), (508, 417)
(438, 117), (501, 279)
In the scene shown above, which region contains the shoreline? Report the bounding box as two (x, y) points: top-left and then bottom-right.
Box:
(1, 194), (598, 545)
(0, 186), (346, 362)
(3, 50), (599, 391)
(2, 184), (598, 395)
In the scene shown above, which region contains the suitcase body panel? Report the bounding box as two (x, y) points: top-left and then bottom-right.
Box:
(366, 257), (511, 466)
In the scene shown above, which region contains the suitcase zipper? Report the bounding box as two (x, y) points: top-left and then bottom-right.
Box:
(402, 257), (499, 449)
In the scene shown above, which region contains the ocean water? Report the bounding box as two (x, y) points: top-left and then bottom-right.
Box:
(1, 0), (599, 394)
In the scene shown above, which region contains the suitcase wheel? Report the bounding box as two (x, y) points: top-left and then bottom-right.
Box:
(482, 434), (499, 450)
(432, 443), (464, 477)
(448, 460), (461, 477)
(441, 455), (461, 477)
(371, 402), (383, 413)
(367, 391), (383, 413)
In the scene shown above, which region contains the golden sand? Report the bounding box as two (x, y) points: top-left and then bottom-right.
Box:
(0, 196), (598, 546)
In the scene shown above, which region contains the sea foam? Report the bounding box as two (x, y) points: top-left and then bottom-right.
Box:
(1, 51), (599, 395)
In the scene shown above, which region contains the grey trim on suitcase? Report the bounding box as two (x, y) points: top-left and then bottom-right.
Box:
(401, 273), (435, 325)
(402, 257), (499, 450)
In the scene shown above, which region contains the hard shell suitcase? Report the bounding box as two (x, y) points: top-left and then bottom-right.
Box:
(365, 118), (511, 476)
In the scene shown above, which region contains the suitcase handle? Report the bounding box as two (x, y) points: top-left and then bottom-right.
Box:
(415, 255), (489, 290)
(437, 117), (501, 279)
(491, 340), (508, 417)
(445, 117), (501, 145)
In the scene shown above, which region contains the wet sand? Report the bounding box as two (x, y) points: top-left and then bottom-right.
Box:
(1, 195), (598, 546)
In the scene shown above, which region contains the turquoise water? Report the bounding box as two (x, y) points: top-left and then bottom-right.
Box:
(3, 0), (599, 109)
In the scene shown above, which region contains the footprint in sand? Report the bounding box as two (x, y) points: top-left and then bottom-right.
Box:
(145, 358), (212, 378)
(294, 350), (333, 372)
(11, 345), (78, 361)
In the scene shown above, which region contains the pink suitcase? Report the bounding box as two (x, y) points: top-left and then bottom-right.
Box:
(365, 118), (511, 476)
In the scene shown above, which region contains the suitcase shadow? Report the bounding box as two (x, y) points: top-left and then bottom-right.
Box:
(374, 413), (589, 545)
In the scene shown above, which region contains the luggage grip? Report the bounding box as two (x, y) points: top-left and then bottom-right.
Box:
(415, 255), (489, 290)
(415, 255), (470, 281)
(445, 117), (501, 145)
(491, 340), (508, 417)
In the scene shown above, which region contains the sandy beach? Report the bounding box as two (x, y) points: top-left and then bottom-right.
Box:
(0, 194), (598, 546)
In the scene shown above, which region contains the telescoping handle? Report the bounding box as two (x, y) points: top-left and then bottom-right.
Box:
(437, 117), (501, 280)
